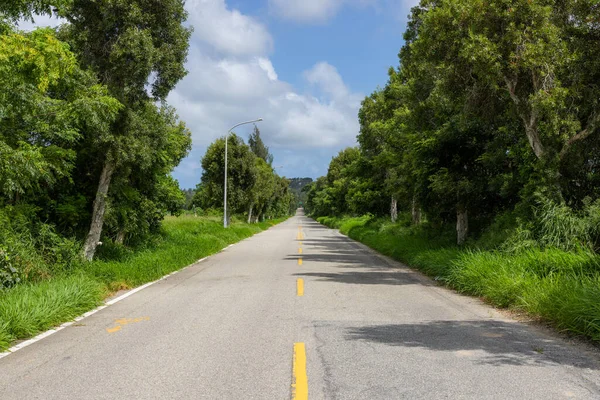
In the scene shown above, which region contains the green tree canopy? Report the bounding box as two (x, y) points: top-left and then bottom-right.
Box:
(248, 125), (273, 165)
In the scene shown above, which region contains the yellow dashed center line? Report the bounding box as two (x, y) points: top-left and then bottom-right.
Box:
(106, 326), (122, 333)
(293, 225), (308, 398)
(297, 278), (304, 296)
(292, 343), (308, 399)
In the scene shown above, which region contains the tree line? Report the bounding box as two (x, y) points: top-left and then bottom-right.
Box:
(305, 0), (600, 247)
(0, 0), (191, 276)
(192, 126), (295, 223)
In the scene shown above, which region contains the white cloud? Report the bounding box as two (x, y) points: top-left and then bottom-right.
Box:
(167, 0), (362, 156)
(164, 1), (364, 186)
(169, 56), (360, 150)
(257, 58), (278, 81)
(187, 0), (273, 56)
(269, 0), (343, 23)
(303, 62), (362, 108)
(268, 0), (379, 23)
(17, 14), (64, 31)
(15, 1), (364, 187)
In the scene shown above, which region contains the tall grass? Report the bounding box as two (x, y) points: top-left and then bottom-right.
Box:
(88, 216), (282, 290)
(0, 216), (286, 351)
(318, 216), (600, 343)
(0, 275), (104, 348)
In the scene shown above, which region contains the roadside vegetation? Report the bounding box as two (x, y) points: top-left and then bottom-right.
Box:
(0, 215), (286, 351)
(190, 126), (297, 223)
(306, 0), (600, 343)
(0, 2), (294, 351)
(318, 215), (600, 342)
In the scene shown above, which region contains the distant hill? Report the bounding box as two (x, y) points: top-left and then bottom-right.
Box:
(289, 178), (313, 207)
(289, 177), (313, 193)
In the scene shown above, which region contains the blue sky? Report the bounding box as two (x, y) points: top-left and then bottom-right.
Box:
(20, 0), (419, 189)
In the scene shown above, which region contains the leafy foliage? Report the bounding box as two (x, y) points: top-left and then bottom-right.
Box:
(248, 125), (273, 165)
(193, 134), (294, 222)
(308, 0), (600, 247)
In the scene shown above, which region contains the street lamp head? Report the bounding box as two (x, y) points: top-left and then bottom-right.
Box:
(257, 118), (263, 121)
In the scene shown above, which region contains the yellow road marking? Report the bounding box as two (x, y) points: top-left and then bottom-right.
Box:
(297, 278), (304, 296)
(299, 241), (302, 246)
(106, 316), (149, 333)
(115, 316), (150, 326)
(298, 258), (303, 266)
(298, 248), (303, 254)
(292, 343), (308, 400)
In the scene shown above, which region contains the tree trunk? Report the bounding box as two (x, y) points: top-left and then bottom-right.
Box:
(456, 207), (468, 246)
(390, 196), (398, 223)
(83, 159), (115, 261)
(525, 123), (545, 160)
(115, 230), (125, 245)
(504, 76), (545, 160)
(247, 204), (253, 224)
(411, 196), (421, 225)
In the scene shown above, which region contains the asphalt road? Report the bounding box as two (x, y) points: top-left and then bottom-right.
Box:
(1, 211), (599, 399)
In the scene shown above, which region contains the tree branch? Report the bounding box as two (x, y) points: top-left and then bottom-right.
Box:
(560, 111), (600, 159)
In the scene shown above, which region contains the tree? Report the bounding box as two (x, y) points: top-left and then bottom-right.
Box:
(289, 178), (313, 208)
(409, 0), (600, 191)
(248, 125), (273, 165)
(196, 134), (257, 218)
(59, 0), (192, 259)
(195, 134), (293, 223)
(0, 0), (70, 32)
(0, 28), (121, 205)
(102, 104), (191, 244)
(326, 147), (361, 216)
(247, 158), (275, 223)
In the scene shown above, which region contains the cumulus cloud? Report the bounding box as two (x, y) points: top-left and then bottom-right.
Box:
(167, 0), (363, 186)
(18, 0), (364, 186)
(269, 0), (344, 23)
(268, 0), (379, 23)
(186, 0), (273, 56)
(169, 58), (360, 149)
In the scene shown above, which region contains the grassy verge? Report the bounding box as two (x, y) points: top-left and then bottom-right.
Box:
(0, 216), (286, 351)
(317, 215), (600, 343)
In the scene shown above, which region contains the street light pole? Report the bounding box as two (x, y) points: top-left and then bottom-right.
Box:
(224, 118), (263, 228)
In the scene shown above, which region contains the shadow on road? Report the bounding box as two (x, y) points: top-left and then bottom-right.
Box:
(288, 220), (430, 286)
(292, 271), (425, 286)
(345, 320), (600, 370)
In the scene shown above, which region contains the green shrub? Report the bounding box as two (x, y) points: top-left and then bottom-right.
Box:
(0, 206), (82, 285)
(321, 214), (600, 343)
(0, 246), (21, 288)
(339, 214), (374, 235)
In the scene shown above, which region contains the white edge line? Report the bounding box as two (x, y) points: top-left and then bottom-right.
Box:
(0, 254), (213, 360)
(0, 227), (276, 359)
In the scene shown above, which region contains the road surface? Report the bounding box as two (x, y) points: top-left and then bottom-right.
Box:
(1, 211), (599, 399)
